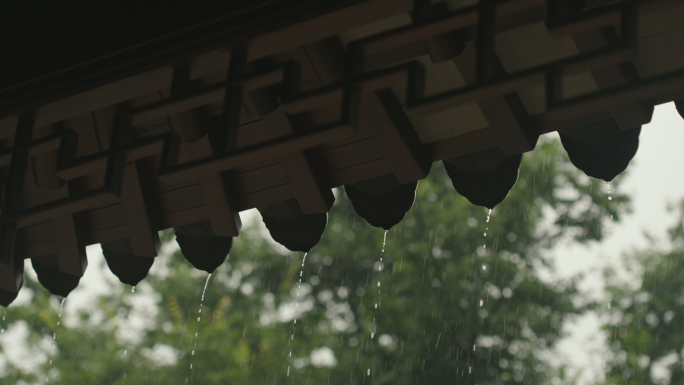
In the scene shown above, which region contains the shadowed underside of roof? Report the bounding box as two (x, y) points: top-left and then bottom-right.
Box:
(2, 0), (684, 305)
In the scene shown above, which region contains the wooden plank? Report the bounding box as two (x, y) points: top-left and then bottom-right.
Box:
(82, 204), (127, 232)
(52, 214), (87, 277)
(359, 8), (478, 58)
(23, 241), (57, 259)
(546, 68), (684, 123)
(157, 184), (205, 214)
(13, 190), (120, 229)
(159, 123), (354, 184)
(18, 221), (53, 245)
(229, 163), (290, 196)
(326, 158), (394, 187)
(362, 88), (431, 183)
(477, 94), (538, 156)
(234, 184), (295, 212)
(262, 109), (334, 213)
(34, 67), (174, 127)
(0, 257), (22, 292)
(0, 113), (33, 264)
(87, 225), (129, 245)
(249, 0), (414, 61)
(197, 173), (241, 237)
(408, 70), (545, 116)
(318, 137), (384, 171)
(548, 4), (624, 38)
(120, 162), (160, 257)
(573, 29), (652, 129)
(535, 109), (613, 134)
(158, 206), (209, 230)
(428, 128), (499, 161)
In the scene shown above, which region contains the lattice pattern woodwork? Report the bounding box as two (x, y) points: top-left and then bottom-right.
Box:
(2, 0), (684, 295)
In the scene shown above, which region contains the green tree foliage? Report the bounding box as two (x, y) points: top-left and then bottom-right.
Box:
(0, 138), (628, 384)
(600, 200), (684, 385)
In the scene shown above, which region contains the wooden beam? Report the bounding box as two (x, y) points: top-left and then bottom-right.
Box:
(478, 94), (538, 156)
(427, 128), (499, 161)
(362, 88), (431, 183)
(51, 214), (87, 277)
(0, 257), (22, 293)
(198, 173), (242, 237)
(262, 109), (334, 213)
(120, 162), (160, 257)
(573, 28), (652, 129)
(0, 113), (33, 264)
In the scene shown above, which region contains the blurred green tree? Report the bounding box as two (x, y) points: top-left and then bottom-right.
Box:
(0, 138), (628, 384)
(600, 199), (684, 385)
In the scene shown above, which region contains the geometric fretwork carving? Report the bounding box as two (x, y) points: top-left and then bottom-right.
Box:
(2, 0), (684, 269)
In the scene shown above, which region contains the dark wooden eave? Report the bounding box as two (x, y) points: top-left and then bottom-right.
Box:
(0, 0), (362, 117)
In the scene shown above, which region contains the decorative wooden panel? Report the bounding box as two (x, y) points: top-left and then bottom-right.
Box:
(1, 0), (684, 290)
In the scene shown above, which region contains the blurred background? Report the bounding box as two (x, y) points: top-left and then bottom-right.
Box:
(1, 103), (683, 385)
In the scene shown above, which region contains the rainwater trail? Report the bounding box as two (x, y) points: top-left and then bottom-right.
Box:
(288, 252), (308, 376)
(121, 285), (139, 382)
(481, 209), (492, 271)
(45, 298), (66, 383)
(189, 274), (212, 380)
(124, 286), (136, 356)
(1, 311), (5, 334)
(607, 182), (613, 201)
(368, 230), (389, 378)
(606, 182), (614, 309)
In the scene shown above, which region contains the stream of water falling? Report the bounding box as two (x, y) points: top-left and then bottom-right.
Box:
(1, 311), (6, 334)
(45, 298), (66, 383)
(367, 230), (389, 378)
(188, 274), (212, 381)
(123, 287), (137, 358)
(482, 209), (492, 272)
(607, 182), (613, 200)
(287, 252), (308, 376)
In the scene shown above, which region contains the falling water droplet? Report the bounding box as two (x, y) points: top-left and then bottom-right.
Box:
(469, 366), (472, 374)
(190, 274), (212, 375)
(368, 369), (371, 376)
(482, 264), (487, 271)
(124, 350), (127, 355)
(131, 286), (135, 293)
(608, 303), (611, 309)
(479, 299), (483, 306)
(382, 230), (388, 253)
(301, 252), (308, 267)
(287, 366), (290, 376)
(486, 208), (492, 223)
(201, 274), (212, 301)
